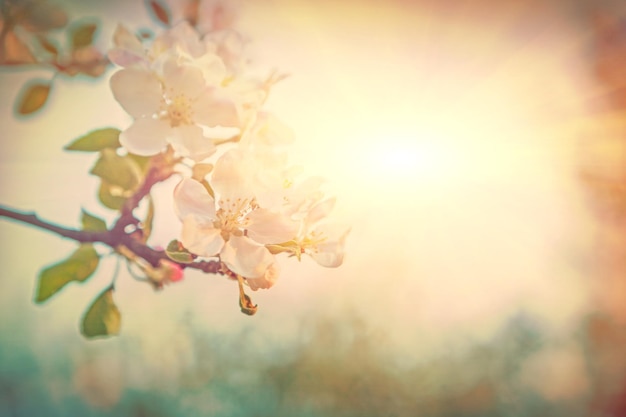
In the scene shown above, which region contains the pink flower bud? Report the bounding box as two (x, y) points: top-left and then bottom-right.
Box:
(157, 259), (184, 283)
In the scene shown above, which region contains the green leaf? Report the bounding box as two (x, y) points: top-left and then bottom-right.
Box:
(165, 240), (194, 264)
(127, 153), (152, 174)
(81, 287), (121, 339)
(98, 181), (127, 210)
(70, 22), (97, 49)
(0, 30), (36, 65)
(266, 240), (299, 255)
(141, 195), (154, 242)
(147, 0), (171, 26)
(239, 293), (258, 316)
(16, 81), (51, 115)
(90, 148), (142, 191)
(81, 209), (107, 231)
(35, 244), (100, 303)
(37, 35), (59, 56)
(64, 128), (121, 152)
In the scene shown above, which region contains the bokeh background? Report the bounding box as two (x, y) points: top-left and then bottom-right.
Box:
(2, 0), (626, 415)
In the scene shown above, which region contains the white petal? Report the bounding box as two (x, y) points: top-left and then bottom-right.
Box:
(112, 24), (144, 51)
(108, 49), (146, 68)
(108, 24), (146, 67)
(310, 225), (350, 268)
(192, 88), (239, 127)
(195, 53), (228, 85)
(169, 125), (216, 161)
(310, 245), (344, 268)
(180, 214), (224, 257)
(119, 118), (169, 156)
(246, 209), (298, 244)
(204, 29), (245, 73)
(253, 112), (295, 146)
(173, 178), (216, 220)
(306, 197), (336, 226)
(211, 149), (252, 200)
(283, 176), (326, 216)
(246, 262), (280, 291)
(162, 59), (207, 98)
(156, 21), (205, 58)
(221, 236), (274, 279)
(110, 69), (162, 118)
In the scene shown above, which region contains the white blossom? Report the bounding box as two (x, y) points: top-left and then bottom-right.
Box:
(110, 57), (237, 160)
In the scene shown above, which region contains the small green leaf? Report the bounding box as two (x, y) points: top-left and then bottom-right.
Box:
(64, 128), (121, 152)
(165, 240), (194, 264)
(90, 148), (142, 191)
(126, 153), (152, 174)
(81, 287), (121, 339)
(266, 240), (299, 255)
(98, 181), (127, 210)
(1, 30), (36, 65)
(141, 196), (154, 242)
(70, 22), (97, 49)
(81, 209), (107, 231)
(16, 81), (51, 115)
(35, 244), (100, 303)
(147, 0), (171, 26)
(239, 293), (258, 316)
(37, 35), (59, 55)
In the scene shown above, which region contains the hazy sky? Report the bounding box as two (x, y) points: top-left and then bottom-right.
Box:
(1, 0), (624, 416)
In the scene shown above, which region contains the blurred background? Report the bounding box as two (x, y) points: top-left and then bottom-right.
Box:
(1, 0), (626, 415)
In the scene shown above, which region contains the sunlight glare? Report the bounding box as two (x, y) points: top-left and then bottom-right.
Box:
(359, 130), (462, 189)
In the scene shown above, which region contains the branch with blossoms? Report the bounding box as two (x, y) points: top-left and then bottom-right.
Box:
(0, 0), (349, 339)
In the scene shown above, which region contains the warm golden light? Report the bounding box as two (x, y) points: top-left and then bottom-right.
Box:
(353, 131), (461, 186)
(1, 0), (625, 415)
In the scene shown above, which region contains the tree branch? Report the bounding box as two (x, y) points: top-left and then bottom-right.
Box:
(0, 205), (223, 275)
(0, 206), (109, 242)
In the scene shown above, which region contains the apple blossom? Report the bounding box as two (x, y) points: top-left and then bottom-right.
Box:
(173, 172), (298, 288)
(167, 0), (240, 35)
(109, 21), (277, 159)
(108, 21), (207, 68)
(0, 0), (351, 334)
(110, 57), (238, 160)
(268, 178), (350, 268)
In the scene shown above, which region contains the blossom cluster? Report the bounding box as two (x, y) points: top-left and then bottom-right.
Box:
(108, 16), (349, 291)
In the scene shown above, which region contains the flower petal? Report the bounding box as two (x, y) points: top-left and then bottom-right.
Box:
(169, 125), (216, 162)
(246, 209), (298, 244)
(211, 149), (253, 200)
(110, 68), (162, 117)
(309, 224), (350, 268)
(119, 118), (169, 156)
(162, 58), (207, 98)
(245, 112), (295, 147)
(154, 21), (205, 58)
(192, 87), (239, 127)
(306, 197), (336, 226)
(221, 236), (274, 279)
(108, 24), (146, 67)
(246, 262), (280, 291)
(173, 178), (216, 220)
(195, 53), (228, 85)
(180, 214), (224, 257)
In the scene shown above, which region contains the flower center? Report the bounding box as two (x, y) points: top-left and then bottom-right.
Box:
(215, 197), (257, 238)
(163, 92), (194, 127)
(300, 231), (326, 254)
